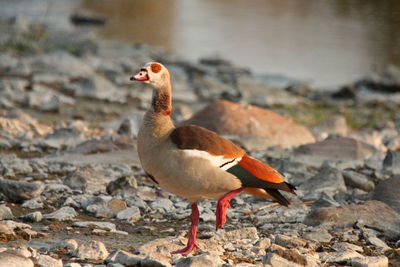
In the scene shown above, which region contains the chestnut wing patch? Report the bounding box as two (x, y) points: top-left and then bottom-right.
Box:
(170, 125), (244, 158)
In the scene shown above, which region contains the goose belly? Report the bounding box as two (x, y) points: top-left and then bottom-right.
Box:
(139, 146), (241, 202)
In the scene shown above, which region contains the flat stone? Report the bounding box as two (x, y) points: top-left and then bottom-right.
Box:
(299, 164), (347, 199)
(44, 128), (84, 149)
(332, 242), (363, 253)
(85, 196), (126, 218)
(342, 170), (375, 192)
(0, 178), (44, 203)
(263, 246), (312, 267)
(0, 205), (13, 220)
(293, 137), (375, 168)
(73, 74), (125, 102)
(22, 198), (44, 209)
(304, 200), (400, 240)
(181, 100), (315, 149)
(44, 207), (77, 221)
(28, 51), (94, 78)
(175, 252), (224, 267)
(367, 237), (390, 252)
(64, 263), (82, 267)
(150, 198), (174, 213)
(302, 228), (332, 243)
(64, 168), (110, 195)
(116, 207), (141, 224)
(351, 255), (389, 267)
(310, 115), (348, 140)
(321, 250), (363, 263)
(72, 221), (116, 232)
(75, 240), (109, 261)
(0, 251), (34, 267)
(36, 254), (63, 267)
(274, 234), (308, 248)
(106, 250), (144, 266)
(212, 227), (259, 242)
(372, 176), (400, 214)
(27, 84), (75, 112)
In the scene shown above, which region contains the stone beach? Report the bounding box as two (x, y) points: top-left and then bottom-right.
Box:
(0, 17), (400, 267)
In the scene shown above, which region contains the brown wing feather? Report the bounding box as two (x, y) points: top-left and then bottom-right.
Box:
(170, 125), (244, 158)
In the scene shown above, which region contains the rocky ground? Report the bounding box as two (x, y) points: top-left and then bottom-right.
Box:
(0, 19), (400, 267)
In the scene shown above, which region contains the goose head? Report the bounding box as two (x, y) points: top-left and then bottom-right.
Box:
(130, 62), (170, 89)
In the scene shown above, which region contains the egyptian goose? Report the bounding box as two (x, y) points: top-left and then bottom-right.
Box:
(130, 62), (296, 255)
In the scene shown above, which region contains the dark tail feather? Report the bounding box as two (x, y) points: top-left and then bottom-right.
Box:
(285, 182), (297, 195)
(264, 188), (291, 207)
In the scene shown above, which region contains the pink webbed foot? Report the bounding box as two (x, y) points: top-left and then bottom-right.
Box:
(216, 187), (244, 231)
(171, 240), (199, 255)
(171, 203), (200, 255)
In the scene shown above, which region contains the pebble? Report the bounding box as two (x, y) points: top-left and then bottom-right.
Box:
(75, 240), (109, 261)
(21, 211), (43, 222)
(106, 176), (138, 197)
(72, 221), (117, 232)
(150, 198), (174, 212)
(116, 206), (141, 224)
(342, 170), (375, 192)
(0, 205), (13, 220)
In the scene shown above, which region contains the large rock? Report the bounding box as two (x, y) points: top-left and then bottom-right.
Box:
(181, 100), (315, 149)
(371, 176), (400, 214)
(0, 179), (44, 203)
(304, 200), (400, 240)
(293, 137), (375, 168)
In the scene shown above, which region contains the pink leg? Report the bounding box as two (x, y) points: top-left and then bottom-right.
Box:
(216, 187), (244, 231)
(171, 203), (200, 255)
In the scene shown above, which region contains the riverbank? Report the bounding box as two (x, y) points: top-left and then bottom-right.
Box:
(0, 19), (400, 266)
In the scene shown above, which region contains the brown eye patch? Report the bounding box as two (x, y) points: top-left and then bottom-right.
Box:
(151, 63), (162, 73)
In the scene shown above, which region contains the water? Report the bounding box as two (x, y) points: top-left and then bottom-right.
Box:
(1, 0), (399, 87)
(82, 0), (400, 88)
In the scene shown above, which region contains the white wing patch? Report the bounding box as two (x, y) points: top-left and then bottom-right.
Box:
(181, 149), (241, 171)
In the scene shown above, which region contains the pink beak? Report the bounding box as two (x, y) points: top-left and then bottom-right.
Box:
(130, 70), (149, 81)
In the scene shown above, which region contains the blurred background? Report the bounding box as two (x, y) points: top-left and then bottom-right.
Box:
(1, 0), (400, 88)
